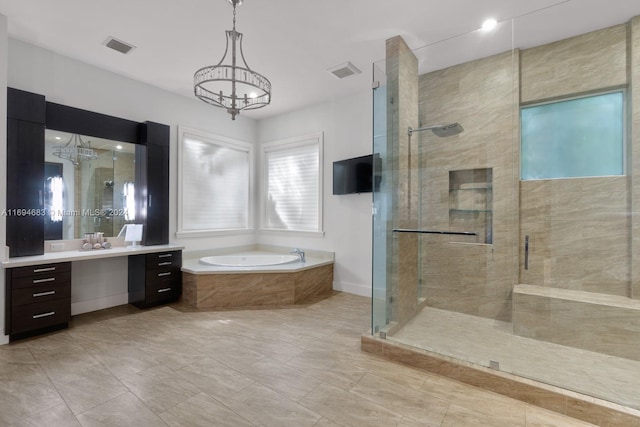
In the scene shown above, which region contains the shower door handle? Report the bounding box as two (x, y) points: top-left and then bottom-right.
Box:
(524, 235), (529, 270)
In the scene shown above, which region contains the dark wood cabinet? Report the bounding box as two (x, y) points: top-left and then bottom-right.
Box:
(6, 88), (46, 257)
(128, 250), (182, 308)
(5, 262), (72, 339)
(137, 122), (170, 246)
(6, 88), (172, 256)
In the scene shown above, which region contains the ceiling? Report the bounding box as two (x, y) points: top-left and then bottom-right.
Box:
(1, 0), (640, 121)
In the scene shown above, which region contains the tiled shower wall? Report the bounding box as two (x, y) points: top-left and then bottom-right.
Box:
(415, 21), (640, 322)
(418, 50), (519, 322)
(386, 36), (421, 330)
(519, 24), (630, 297)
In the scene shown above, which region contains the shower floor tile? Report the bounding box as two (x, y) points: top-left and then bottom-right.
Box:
(390, 306), (640, 410)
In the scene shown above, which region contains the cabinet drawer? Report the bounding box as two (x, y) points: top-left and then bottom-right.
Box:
(11, 262), (71, 278)
(12, 281), (71, 307)
(11, 299), (70, 335)
(146, 251), (182, 269)
(11, 271), (71, 290)
(146, 278), (181, 304)
(145, 266), (180, 283)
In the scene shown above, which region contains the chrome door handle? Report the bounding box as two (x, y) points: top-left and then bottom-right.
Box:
(158, 272), (172, 277)
(157, 287), (172, 293)
(33, 278), (55, 284)
(33, 267), (56, 273)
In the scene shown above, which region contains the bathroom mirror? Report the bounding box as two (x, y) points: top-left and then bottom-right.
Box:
(44, 129), (137, 240)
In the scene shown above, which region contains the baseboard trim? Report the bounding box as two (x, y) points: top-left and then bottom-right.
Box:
(71, 293), (129, 316)
(0, 331), (8, 345)
(361, 334), (640, 427)
(333, 281), (370, 297)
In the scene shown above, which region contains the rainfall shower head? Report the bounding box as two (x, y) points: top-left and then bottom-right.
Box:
(408, 122), (464, 137)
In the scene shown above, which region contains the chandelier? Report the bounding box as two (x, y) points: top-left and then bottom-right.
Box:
(194, 0), (271, 120)
(52, 134), (98, 166)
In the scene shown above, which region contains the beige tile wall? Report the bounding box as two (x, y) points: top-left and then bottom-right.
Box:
(520, 24), (627, 104)
(520, 22), (632, 298)
(520, 177), (629, 296)
(631, 17), (640, 300)
(388, 19), (636, 324)
(417, 50), (520, 322)
(386, 36), (421, 329)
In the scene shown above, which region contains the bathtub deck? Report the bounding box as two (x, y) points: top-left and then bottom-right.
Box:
(182, 263), (334, 309)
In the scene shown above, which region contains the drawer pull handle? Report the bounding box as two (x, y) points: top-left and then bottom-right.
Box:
(33, 267), (56, 273)
(157, 287), (172, 293)
(33, 278), (56, 284)
(33, 290), (56, 298)
(158, 254), (173, 258)
(157, 272), (172, 277)
(158, 262), (172, 266)
(33, 311), (55, 319)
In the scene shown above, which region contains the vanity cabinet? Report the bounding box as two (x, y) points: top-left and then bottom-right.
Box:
(128, 250), (182, 308)
(5, 262), (72, 338)
(137, 122), (170, 246)
(5, 88), (171, 257)
(6, 88), (46, 257)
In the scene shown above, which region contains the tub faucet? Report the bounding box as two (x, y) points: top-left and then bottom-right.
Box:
(291, 248), (305, 262)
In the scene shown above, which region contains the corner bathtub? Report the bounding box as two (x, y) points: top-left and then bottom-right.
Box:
(181, 250), (334, 309)
(199, 254), (299, 267)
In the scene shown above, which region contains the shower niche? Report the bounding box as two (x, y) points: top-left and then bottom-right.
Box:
(449, 168), (492, 244)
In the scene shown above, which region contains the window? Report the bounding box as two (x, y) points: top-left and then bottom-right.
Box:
(177, 127), (253, 236)
(521, 91), (625, 180)
(261, 132), (323, 233)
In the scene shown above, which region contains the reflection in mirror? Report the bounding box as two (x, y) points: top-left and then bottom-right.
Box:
(44, 130), (137, 240)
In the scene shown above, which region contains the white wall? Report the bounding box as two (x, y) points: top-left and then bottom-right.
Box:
(258, 91), (373, 296)
(8, 38), (259, 253)
(1, 36), (373, 339)
(0, 15), (8, 344)
(4, 38), (260, 318)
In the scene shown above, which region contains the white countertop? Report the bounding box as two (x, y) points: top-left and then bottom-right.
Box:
(2, 244), (185, 268)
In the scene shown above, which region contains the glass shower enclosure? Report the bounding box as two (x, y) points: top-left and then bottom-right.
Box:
(372, 13), (640, 411)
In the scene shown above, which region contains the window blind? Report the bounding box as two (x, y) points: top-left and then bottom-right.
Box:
(265, 142), (319, 231)
(182, 136), (250, 230)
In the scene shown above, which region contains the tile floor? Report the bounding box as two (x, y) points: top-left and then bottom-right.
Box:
(0, 292), (597, 426)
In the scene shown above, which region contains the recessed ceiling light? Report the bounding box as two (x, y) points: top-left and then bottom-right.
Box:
(55, 136), (62, 140)
(116, 145), (123, 150)
(249, 92), (258, 99)
(481, 18), (498, 32)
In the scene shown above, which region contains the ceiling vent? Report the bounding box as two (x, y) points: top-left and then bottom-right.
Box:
(328, 62), (362, 79)
(103, 37), (136, 55)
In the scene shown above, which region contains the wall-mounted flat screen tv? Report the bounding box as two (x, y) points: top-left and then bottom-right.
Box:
(333, 154), (380, 195)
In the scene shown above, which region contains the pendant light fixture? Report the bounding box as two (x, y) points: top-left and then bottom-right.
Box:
(194, 0), (271, 120)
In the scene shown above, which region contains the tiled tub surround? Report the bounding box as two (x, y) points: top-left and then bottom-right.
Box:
(181, 247), (334, 309)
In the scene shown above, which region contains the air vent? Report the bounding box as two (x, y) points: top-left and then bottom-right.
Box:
(327, 62), (362, 79)
(103, 37), (136, 55)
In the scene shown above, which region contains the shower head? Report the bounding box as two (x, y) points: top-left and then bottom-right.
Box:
(408, 122), (464, 137)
